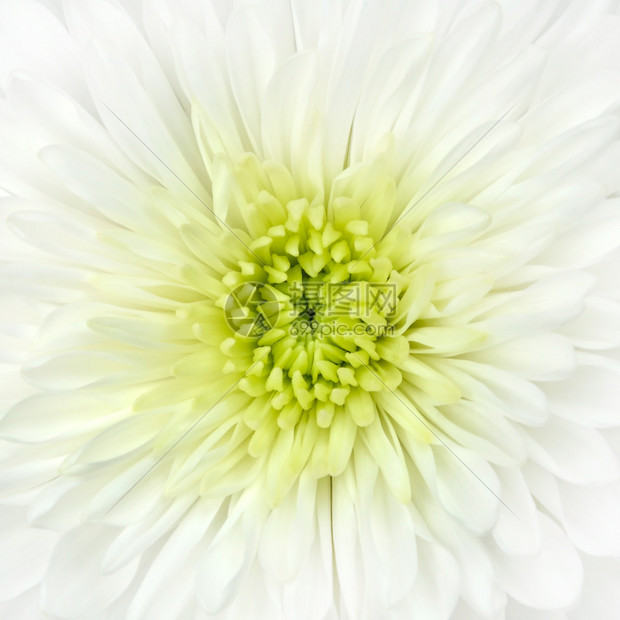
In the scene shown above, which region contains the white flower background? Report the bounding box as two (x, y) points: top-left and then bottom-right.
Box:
(1, 0), (620, 619)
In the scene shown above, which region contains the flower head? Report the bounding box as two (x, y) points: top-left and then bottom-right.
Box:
(1, 1), (620, 619)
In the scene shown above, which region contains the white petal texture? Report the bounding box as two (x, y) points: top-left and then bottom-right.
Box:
(1, 0), (620, 618)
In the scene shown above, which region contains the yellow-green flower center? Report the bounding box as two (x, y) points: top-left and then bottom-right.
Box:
(128, 142), (459, 504)
(219, 196), (410, 443)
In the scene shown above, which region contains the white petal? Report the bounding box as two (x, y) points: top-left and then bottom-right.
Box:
(560, 297), (620, 350)
(258, 474), (317, 582)
(41, 524), (139, 618)
(204, 563), (283, 620)
(6, 73), (145, 183)
(0, 586), (50, 620)
(492, 468), (542, 556)
(0, 392), (112, 443)
(527, 417), (620, 484)
(365, 480), (417, 607)
(62, 415), (162, 469)
(127, 499), (221, 620)
(440, 400), (527, 467)
(28, 476), (99, 531)
(391, 539), (460, 620)
(433, 445), (500, 534)
(0, 506), (57, 601)
(522, 73), (620, 143)
(85, 457), (168, 526)
(0, 1), (86, 103)
(226, 8), (277, 153)
(558, 480), (620, 556)
(451, 535), (506, 617)
(260, 51), (323, 195)
(0, 457), (61, 500)
(85, 38), (206, 196)
(169, 11), (246, 159)
(539, 199), (620, 268)
(102, 494), (194, 573)
(544, 354), (620, 427)
(289, 0), (347, 51)
(469, 334), (575, 381)
(350, 35), (432, 161)
(442, 359), (548, 426)
(39, 144), (156, 231)
(195, 497), (266, 615)
(493, 514), (583, 610)
(506, 599), (569, 620)
(473, 271), (594, 341)
(282, 479), (333, 620)
(408, 2), (502, 149)
(568, 555), (620, 620)
(332, 463), (366, 620)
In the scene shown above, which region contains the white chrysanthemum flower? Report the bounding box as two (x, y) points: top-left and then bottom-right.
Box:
(1, 0), (620, 618)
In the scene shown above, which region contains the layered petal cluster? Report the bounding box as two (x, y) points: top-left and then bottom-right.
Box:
(1, 1), (620, 619)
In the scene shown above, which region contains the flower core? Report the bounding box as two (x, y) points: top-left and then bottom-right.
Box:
(128, 148), (445, 502)
(221, 194), (410, 436)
